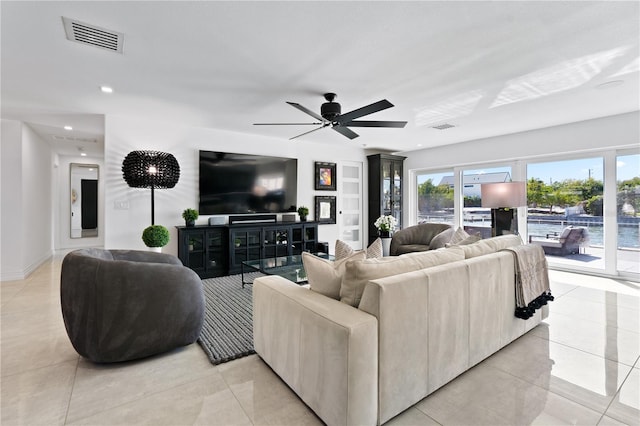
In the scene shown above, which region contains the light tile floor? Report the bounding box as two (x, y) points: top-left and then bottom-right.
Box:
(1, 253), (639, 425)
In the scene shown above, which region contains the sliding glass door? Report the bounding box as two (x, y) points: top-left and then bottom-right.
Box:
(412, 149), (638, 279)
(616, 153), (639, 275)
(416, 170), (454, 225)
(527, 157), (605, 272)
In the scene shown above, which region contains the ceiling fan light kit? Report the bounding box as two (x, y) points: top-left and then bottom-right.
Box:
(255, 92), (407, 140)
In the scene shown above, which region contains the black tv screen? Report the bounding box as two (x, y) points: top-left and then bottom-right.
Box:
(199, 151), (298, 215)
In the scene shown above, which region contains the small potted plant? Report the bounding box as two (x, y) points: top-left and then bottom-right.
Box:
(142, 225), (170, 252)
(297, 206), (309, 222)
(182, 208), (199, 227)
(374, 215), (397, 238)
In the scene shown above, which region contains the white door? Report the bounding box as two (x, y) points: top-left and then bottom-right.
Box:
(338, 161), (363, 250)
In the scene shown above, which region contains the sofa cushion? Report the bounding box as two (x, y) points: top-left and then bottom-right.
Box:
(303, 251), (367, 300)
(481, 234), (523, 251)
(340, 256), (421, 307)
(428, 228), (455, 249)
(340, 247), (464, 307)
(399, 246), (465, 269)
(335, 238), (383, 260)
(460, 234), (523, 258)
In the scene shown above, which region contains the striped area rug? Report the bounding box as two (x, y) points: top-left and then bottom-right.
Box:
(197, 272), (264, 365)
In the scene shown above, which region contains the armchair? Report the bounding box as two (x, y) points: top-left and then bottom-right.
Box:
(61, 248), (205, 363)
(528, 226), (588, 256)
(389, 223), (453, 256)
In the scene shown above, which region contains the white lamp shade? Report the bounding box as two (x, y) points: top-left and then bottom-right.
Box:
(481, 182), (526, 208)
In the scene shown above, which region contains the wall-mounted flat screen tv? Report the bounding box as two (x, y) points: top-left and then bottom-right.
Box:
(199, 150), (298, 215)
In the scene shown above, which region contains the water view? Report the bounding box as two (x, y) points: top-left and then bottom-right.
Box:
(418, 213), (640, 249)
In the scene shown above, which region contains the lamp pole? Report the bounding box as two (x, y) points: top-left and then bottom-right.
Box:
(148, 165), (158, 225)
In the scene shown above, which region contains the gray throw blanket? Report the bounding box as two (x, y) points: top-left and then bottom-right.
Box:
(501, 244), (553, 319)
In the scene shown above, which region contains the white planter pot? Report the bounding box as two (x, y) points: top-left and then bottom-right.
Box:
(148, 247), (162, 253)
(381, 237), (392, 257)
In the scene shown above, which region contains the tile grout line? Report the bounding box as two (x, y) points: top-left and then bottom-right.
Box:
(63, 356), (81, 425)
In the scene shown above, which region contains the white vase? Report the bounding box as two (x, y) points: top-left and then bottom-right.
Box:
(149, 247), (162, 253)
(381, 237), (392, 257)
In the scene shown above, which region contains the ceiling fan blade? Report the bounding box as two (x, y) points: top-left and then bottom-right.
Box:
(338, 99), (394, 123)
(254, 122), (323, 126)
(332, 125), (359, 140)
(287, 102), (327, 122)
(342, 120), (407, 128)
(290, 125), (327, 140)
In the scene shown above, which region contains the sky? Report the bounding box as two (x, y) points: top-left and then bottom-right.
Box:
(417, 154), (639, 185)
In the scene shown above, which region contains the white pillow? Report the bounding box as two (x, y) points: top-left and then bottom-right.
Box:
(340, 256), (422, 307)
(448, 227), (470, 245)
(302, 251), (366, 300)
(334, 238), (383, 260)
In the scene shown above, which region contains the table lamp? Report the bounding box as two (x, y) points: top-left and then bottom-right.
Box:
(481, 182), (526, 237)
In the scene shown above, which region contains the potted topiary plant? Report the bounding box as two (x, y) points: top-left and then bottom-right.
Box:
(142, 225), (170, 252)
(182, 208), (198, 227)
(297, 206), (309, 222)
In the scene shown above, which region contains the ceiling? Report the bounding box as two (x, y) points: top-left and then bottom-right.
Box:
(2, 1), (638, 157)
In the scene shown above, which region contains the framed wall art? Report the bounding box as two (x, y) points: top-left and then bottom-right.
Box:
(315, 161), (336, 191)
(315, 196), (336, 224)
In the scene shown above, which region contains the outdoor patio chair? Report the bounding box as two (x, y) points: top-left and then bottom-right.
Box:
(528, 226), (588, 256)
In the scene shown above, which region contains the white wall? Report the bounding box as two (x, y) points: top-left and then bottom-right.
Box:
(403, 112), (639, 171)
(104, 115), (367, 256)
(1, 120), (24, 280)
(56, 155), (105, 250)
(0, 120), (54, 280)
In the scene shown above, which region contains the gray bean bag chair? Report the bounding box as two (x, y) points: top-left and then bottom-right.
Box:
(389, 223), (453, 256)
(61, 248), (204, 363)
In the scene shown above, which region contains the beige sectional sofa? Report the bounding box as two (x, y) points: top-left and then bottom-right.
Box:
(252, 235), (549, 425)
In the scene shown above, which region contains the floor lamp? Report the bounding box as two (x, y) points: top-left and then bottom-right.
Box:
(122, 150), (180, 225)
(481, 182), (526, 237)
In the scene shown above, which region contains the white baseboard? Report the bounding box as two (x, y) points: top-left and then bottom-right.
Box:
(0, 251), (52, 282)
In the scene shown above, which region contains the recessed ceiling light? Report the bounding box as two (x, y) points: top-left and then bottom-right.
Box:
(64, 125), (73, 131)
(595, 80), (624, 90)
(417, 143), (423, 147)
(100, 85), (113, 93)
(80, 152), (87, 157)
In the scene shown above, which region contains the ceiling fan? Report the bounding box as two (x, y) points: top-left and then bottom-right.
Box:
(254, 93), (407, 140)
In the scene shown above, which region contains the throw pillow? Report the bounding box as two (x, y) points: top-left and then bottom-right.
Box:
(334, 238), (384, 260)
(448, 227), (470, 245)
(303, 251), (366, 300)
(340, 256), (422, 307)
(335, 239), (354, 260)
(366, 238), (383, 259)
(454, 234), (482, 246)
(429, 228), (454, 249)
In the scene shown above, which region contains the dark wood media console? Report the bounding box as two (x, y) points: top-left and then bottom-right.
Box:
(177, 221), (321, 278)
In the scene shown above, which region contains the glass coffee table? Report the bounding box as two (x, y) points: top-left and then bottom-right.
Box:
(241, 253), (333, 288)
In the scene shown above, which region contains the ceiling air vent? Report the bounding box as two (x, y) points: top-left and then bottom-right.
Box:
(62, 17), (124, 53)
(431, 123), (456, 130)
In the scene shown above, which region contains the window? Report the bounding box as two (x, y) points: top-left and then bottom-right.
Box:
(416, 170), (454, 225)
(462, 166), (512, 238)
(527, 157), (604, 271)
(616, 153), (639, 274)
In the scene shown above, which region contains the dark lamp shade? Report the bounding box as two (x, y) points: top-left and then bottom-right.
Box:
(481, 182), (526, 208)
(122, 150), (180, 189)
